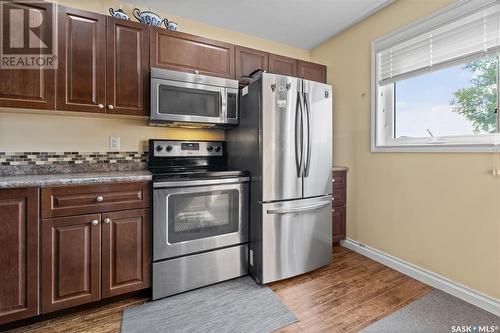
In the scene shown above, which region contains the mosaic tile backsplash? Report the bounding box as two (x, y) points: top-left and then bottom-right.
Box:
(0, 151), (148, 166)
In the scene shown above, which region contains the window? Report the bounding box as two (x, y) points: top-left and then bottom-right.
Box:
(372, 0), (500, 151)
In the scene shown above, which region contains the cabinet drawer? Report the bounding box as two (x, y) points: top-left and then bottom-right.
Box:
(332, 171), (346, 189)
(332, 188), (346, 207)
(41, 182), (150, 218)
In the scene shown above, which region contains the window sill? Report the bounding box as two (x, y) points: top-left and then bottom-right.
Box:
(371, 143), (500, 153)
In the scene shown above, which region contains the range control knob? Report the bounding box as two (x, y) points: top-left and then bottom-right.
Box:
(207, 146), (214, 152)
(156, 145), (163, 152)
(166, 145), (173, 152)
(214, 146), (221, 152)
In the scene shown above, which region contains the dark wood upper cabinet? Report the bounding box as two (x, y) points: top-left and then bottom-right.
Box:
(268, 54), (298, 77)
(41, 214), (101, 313)
(298, 60), (327, 83)
(150, 27), (235, 79)
(101, 209), (151, 298)
(106, 18), (149, 116)
(235, 46), (268, 85)
(0, 188), (39, 324)
(0, 2), (55, 110)
(57, 6), (106, 113)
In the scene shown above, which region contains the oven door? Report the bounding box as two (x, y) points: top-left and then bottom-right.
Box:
(153, 179), (249, 261)
(151, 78), (225, 124)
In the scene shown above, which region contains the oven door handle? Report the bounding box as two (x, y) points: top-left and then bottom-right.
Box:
(153, 177), (249, 188)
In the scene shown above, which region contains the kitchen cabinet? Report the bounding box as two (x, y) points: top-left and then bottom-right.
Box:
(235, 46), (268, 85)
(0, 1), (55, 110)
(268, 54), (298, 77)
(41, 214), (101, 313)
(332, 170), (347, 243)
(150, 28), (235, 79)
(57, 6), (106, 113)
(41, 182), (150, 218)
(41, 182), (151, 314)
(298, 60), (327, 83)
(58, 6), (149, 115)
(106, 17), (150, 116)
(102, 209), (151, 298)
(0, 188), (39, 325)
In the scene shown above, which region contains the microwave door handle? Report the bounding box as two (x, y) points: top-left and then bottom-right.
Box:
(221, 89), (227, 123)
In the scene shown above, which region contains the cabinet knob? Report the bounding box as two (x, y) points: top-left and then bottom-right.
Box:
(96, 196), (104, 202)
(107, 104), (114, 110)
(332, 179), (335, 183)
(91, 219), (99, 226)
(97, 104), (104, 109)
(332, 197), (335, 201)
(103, 218), (111, 224)
(194, 70), (199, 74)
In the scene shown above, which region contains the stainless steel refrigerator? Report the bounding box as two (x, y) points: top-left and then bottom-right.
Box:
(227, 71), (333, 284)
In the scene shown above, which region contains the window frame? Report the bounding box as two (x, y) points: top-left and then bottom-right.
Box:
(371, 0), (500, 152)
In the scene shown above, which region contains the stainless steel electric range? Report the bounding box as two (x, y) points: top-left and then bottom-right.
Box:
(149, 139), (249, 300)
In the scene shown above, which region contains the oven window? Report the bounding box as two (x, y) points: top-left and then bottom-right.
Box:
(159, 85), (220, 117)
(167, 189), (239, 243)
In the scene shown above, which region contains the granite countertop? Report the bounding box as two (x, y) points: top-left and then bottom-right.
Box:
(0, 170), (152, 189)
(333, 166), (349, 172)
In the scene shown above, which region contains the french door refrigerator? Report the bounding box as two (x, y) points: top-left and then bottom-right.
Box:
(227, 71), (333, 284)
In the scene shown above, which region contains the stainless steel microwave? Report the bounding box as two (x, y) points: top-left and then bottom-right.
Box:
(150, 68), (239, 127)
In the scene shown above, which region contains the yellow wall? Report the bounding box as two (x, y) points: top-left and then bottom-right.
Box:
(311, 0), (500, 299)
(0, 0), (310, 152)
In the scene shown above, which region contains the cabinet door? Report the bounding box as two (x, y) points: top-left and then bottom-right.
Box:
(332, 206), (346, 243)
(0, 2), (55, 110)
(268, 54), (298, 77)
(106, 17), (149, 116)
(41, 214), (101, 313)
(57, 6), (106, 113)
(235, 46), (268, 85)
(102, 209), (150, 298)
(150, 27), (235, 79)
(0, 188), (39, 324)
(298, 60), (326, 83)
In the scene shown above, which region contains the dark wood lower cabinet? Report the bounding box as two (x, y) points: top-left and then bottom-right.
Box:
(102, 209), (151, 298)
(332, 206), (346, 243)
(332, 170), (347, 243)
(0, 188), (39, 325)
(41, 214), (101, 313)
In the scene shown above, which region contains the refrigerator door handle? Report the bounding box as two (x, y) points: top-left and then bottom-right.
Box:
(266, 200), (331, 215)
(295, 91), (304, 177)
(304, 92), (312, 177)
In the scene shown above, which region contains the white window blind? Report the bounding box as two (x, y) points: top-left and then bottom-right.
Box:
(377, 2), (500, 85)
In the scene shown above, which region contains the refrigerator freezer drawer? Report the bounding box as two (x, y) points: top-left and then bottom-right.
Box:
(261, 196), (332, 284)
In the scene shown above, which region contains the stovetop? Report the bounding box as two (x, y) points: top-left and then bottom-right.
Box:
(148, 139), (248, 182)
(151, 169), (249, 182)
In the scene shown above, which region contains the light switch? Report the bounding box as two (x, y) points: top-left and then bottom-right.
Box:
(109, 136), (120, 150)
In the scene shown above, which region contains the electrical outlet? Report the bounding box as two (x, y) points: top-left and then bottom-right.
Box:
(109, 136), (120, 150)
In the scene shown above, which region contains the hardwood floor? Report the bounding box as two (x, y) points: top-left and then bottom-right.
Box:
(270, 245), (432, 332)
(3, 245), (432, 333)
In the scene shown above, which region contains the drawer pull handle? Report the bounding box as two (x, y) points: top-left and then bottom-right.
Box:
(103, 218), (111, 224)
(91, 219), (99, 226)
(96, 196), (104, 202)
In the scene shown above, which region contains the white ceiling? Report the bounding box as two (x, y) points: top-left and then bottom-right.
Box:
(130, 0), (393, 49)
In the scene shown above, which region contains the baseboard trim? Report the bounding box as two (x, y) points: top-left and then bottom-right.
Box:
(341, 238), (500, 317)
